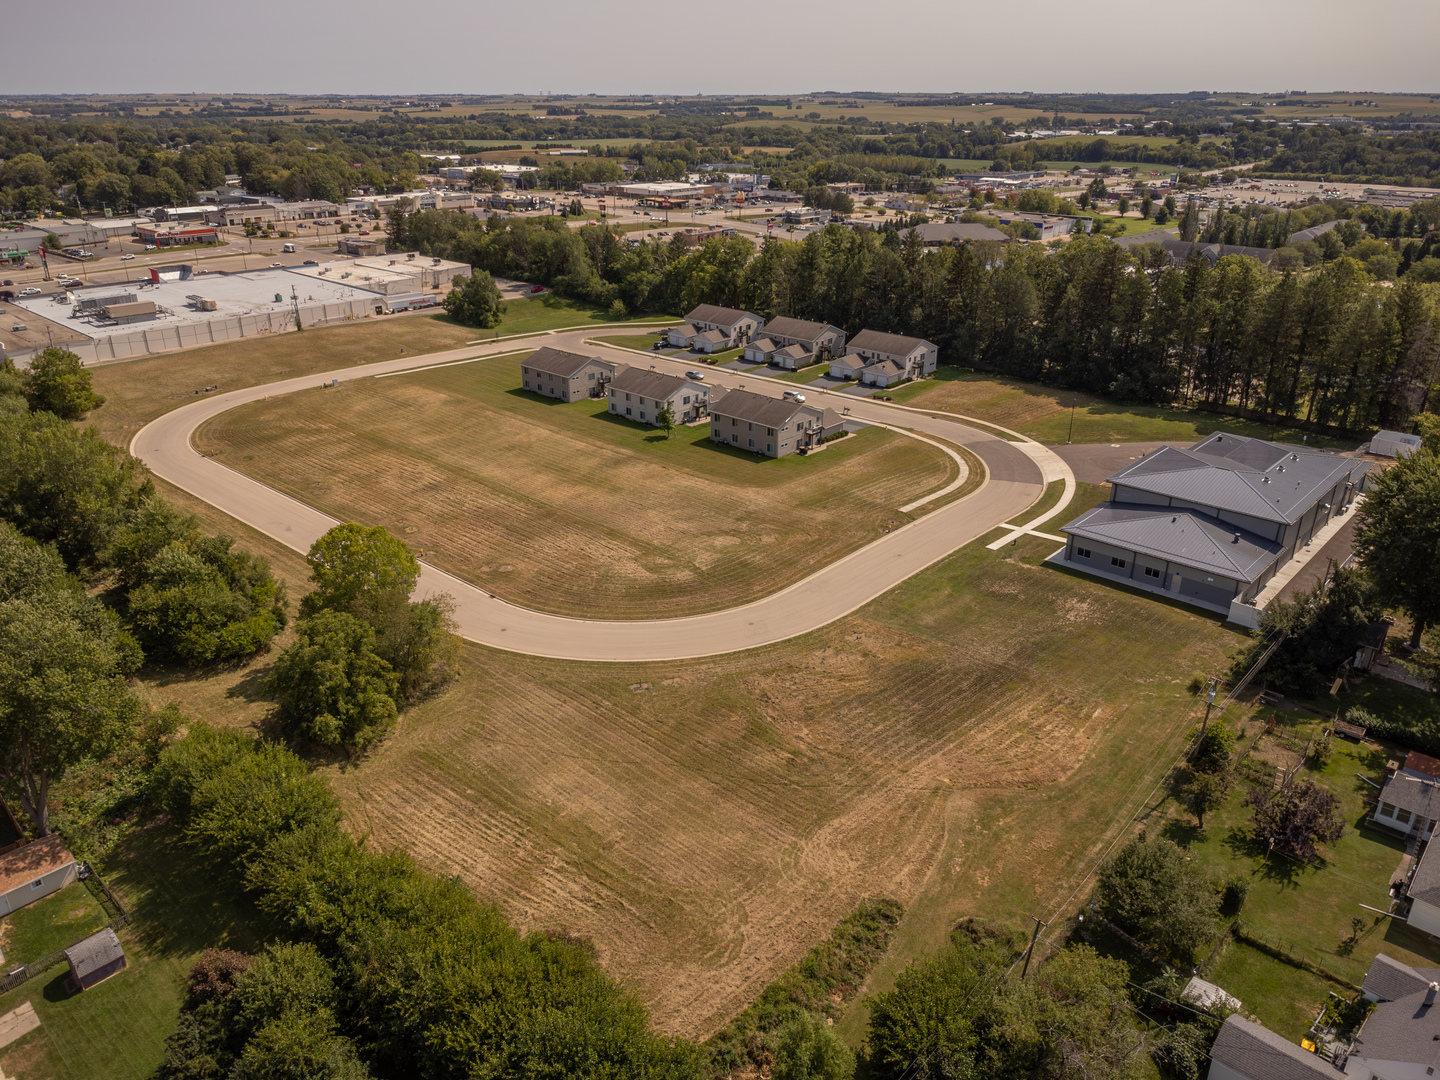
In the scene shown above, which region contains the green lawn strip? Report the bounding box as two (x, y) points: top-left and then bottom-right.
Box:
(591, 332), (672, 352)
(1083, 215), (1180, 239)
(0, 827), (270, 1080)
(394, 361), (935, 489)
(1154, 732), (1440, 999)
(774, 363), (831, 384)
(0, 881), (110, 968)
(485, 295), (677, 338)
(1206, 941), (1341, 1040)
(1001, 478), (1075, 530)
(890, 369), (1356, 449)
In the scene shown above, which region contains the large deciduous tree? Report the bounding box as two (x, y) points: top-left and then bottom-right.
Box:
(1355, 449), (1440, 649)
(441, 270), (505, 328)
(24, 347), (104, 418)
(267, 611), (398, 749)
(1094, 831), (1218, 964)
(0, 524), (144, 834)
(1244, 779), (1345, 862)
(301, 523), (419, 619)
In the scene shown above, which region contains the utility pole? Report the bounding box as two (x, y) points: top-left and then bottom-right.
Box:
(1021, 916), (1048, 978)
(1198, 679), (1218, 742)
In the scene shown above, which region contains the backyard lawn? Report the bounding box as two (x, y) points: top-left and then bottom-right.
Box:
(887, 369), (1358, 449)
(0, 882), (109, 969)
(0, 829), (269, 1080)
(194, 350), (957, 618)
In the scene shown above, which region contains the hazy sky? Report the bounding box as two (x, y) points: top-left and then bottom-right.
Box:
(5, 0), (1438, 97)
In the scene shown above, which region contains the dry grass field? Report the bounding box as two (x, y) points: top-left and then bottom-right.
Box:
(194, 354), (958, 618)
(307, 526), (1241, 1039)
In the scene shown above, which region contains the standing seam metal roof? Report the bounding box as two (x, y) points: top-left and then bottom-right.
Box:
(1107, 434), (1367, 524)
(1061, 503), (1282, 582)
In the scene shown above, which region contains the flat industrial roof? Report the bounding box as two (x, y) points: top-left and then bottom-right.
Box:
(11, 266), (384, 341)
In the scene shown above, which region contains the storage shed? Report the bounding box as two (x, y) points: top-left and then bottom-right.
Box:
(64, 927), (127, 991)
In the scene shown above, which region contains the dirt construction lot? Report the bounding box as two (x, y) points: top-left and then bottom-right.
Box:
(194, 354), (958, 618)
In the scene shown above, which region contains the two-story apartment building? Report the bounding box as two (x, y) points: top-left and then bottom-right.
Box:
(520, 348), (617, 402)
(607, 368), (709, 426)
(745, 316), (846, 367)
(708, 388), (841, 458)
(830, 330), (939, 385)
(1058, 433), (1371, 616)
(669, 305), (764, 350)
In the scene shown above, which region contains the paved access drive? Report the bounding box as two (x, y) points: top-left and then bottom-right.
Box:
(132, 329), (1070, 661)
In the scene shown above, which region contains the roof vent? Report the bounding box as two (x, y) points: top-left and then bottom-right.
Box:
(1291, 453), (1299, 460)
(1428, 982), (1438, 1006)
(1233, 533), (1241, 544)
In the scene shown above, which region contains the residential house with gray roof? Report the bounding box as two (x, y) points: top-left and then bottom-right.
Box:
(1402, 832), (1440, 938)
(749, 316), (846, 366)
(1345, 954), (1440, 1077)
(520, 348), (617, 403)
(708, 388), (841, 458)
(831, 329), (938, 385)
(669, 305), (764, 350)
(607, 367), (709, 426)
(1208, 1015), (1334, 1080)
(1115, 230), (1278, 266)
(1371, 768), (1440, 843)
(1058, 433), (1370, 616)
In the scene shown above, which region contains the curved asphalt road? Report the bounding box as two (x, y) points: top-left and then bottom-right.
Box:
(132, 329), (1066, 661)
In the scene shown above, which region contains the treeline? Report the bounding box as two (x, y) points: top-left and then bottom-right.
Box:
(408, 208), (1440, 432)
(1258, 127), (1440, 186)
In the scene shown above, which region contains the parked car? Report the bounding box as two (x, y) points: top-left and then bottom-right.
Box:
(783, 390), (805, 402)
(530, 284), (544, 293)
(651, 341), (667, 351)
(685, 370), (706, 381)
(1, 280), (11, 286)
(303, 260), (319, 265)
(358, 230), (371, 235)
(20, 286), (42, 295)
(270, 262), (283, 267)
(121, 253), (135, 260)
(144, 244), (157, 250)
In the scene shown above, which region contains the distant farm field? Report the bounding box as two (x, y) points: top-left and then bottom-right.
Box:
(194, 354), (959, 618)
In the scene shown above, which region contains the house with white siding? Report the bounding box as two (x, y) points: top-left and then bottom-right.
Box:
(0, 834), (79, 917)
(668, 305), (764, 350)
(708, 388), (842, 458)
(752, 316), (846, 366)
(831, 330), (938, 384)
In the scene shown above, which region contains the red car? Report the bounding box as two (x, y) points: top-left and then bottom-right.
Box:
(530, 284), (544, 293)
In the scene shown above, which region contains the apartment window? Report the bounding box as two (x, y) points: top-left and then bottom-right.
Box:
(587, 372), (595, 381)
(683, 396), (690, 405)
(1111, 557), (1127, 569)
(640, 412), (647, 421)
(731, 435), (738, 444)
(522, 367), (529, 376)
(748, 438), (755, 448)
(731, 418), (737, 427)
(625, 407), (632, 416)
(1397, 808), (1413, 825)
(1381, 802), (1397, 818)
(625, 393), (632, 401)
(609, 389), (616, 397)
(1075, 547), (1091, 559)
(767, 443), (773, 453)
(767, 427), (776, 437)
(1144, 566), (1161, 579)
(524, 381), (530, 389)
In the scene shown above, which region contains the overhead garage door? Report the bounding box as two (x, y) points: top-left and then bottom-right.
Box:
(1179, 577), (1233, 607)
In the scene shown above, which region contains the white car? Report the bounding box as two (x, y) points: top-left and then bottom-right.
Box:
(270, 262), (283, 267)
(20, 286), (41, 295)
(121, 253), (135, 260)
(685, 370), (705, 381)
(144, 244), (157, 251)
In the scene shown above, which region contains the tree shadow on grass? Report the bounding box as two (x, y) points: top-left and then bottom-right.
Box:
(1219, 827), (1314, 888)
(1160, 818), (1204, 848)
(222, 663), (276, 708)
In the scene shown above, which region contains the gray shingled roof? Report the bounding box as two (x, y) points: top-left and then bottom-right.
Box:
(1209, 1015), (1336, 1079)
(848, 329), (935, 357)
(749, 338), (777, 354)
(1351, 986), (1440, 1070)
(1378, 774), (1440, 834)
(684, 304), (760, 328)
(1107, 434), (1368, 525)
(1363, 954), (1440, 1003)
(762, 316), (842, 345)
(695, 329), (726, 345)
(1287, 219), (1341, 245)
(522, 347), (607, 379)
(774, 344), (809, 361)
(1410, 836), (1440, 906)
(863, 359), (908, 377)
(710, 388), (810, 428)
(1062, 503), (1282, 582)
(1114, 230), (1277, 263)
(608, 367), (693, 402)
(65, 927), (125, 978)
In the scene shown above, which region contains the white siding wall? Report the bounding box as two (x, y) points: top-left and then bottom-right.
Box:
(1407, 897), (1440, 938)
(0, 860), (77, 916)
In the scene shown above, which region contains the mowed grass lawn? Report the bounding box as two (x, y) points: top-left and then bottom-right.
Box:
(322, 529), (1243, 1038)
(0, 829), (268, 1080)
(0, 882), (109, 968)
(1151, 721), (1440, 1038)
(889, 369), (1357, 448)
(85, 296), (673, 448)
(194, 353), (956, 618)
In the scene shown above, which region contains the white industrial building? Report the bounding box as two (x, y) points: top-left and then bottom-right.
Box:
(9, 253), (468, 365)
